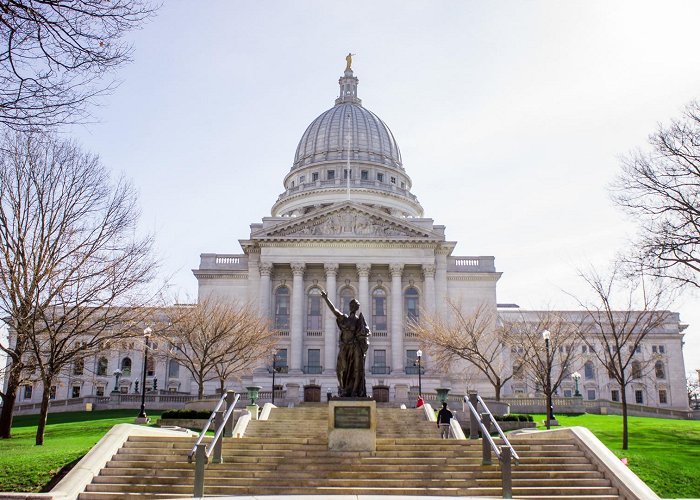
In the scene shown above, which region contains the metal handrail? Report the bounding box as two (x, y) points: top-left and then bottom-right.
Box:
(465, 398), (501, 457)
(477, 395), (520, 462)
(187, 391), (229, 461)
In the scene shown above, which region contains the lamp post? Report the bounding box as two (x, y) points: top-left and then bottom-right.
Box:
(416, 349), (423, 397)
(271, 350), (277, 405)
(136, 327), (152, 421)
(542, 329), (553, 430)
(571, 371), (581, 397)
(112, 369), (122, 393)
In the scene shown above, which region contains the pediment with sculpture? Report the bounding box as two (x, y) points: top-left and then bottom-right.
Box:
(255, 205), (436, 240)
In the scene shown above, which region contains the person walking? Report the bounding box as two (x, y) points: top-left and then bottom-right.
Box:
(437, 402), (453, 439)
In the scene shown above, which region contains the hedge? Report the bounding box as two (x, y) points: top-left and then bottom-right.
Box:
(160, 409), (212, 419)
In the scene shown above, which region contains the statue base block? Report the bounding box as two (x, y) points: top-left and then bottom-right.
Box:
(328, 400), (376, 452)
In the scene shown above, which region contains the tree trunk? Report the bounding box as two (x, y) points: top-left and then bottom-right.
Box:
(0, 369), (21, 438)
(494, 383), (501, 401)
(35, 380), (53, 446)
(621, 384), (629, 450)
(219, 378), (225, 395)
(197, 377), (204, 399)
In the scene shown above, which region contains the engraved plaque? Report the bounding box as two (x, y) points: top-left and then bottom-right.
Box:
(334, 406), (371, 429)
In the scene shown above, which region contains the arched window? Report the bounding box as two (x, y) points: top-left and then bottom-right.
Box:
(307, 288), (323, 331)
(146, 357), (155, 377)
(372, 288), (387, 332)
(584, 361), (595, 380)
(96, 357), (108, 376)
(404, 287), (420, 321)
(655, 361), (665, 379)
(339, 287), (354, 315)
(274, 286), (290, 329)
(631, 360), (642, 379)
(121, 357), (132, 376)
(168, 359), (179, 378)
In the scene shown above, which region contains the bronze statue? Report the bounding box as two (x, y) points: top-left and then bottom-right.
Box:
(321, 289), (370, 397)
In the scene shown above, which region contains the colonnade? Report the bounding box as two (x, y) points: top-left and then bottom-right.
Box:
(252, 260), (445, 376)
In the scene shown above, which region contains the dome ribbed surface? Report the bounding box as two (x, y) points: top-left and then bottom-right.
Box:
(292, 102), (402, 170)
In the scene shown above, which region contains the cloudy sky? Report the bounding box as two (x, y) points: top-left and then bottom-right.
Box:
(67, 1), (700, 375)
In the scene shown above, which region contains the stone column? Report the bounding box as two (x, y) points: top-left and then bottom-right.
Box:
(290, 262), (306, 372)
(324, 263), (339, 374)
(390, 263), (404, 373)
(356, 263), (371, 318)
(422, 264), (436, 316)
(435, 247), (449, 320)
(246, 249), (261, 306)
(259, 261), (273, 321)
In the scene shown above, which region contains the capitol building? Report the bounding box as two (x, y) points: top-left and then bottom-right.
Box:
(9, 60), (691, 412)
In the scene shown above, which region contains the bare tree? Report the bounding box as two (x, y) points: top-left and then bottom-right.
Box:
(0, 129), (157, 442)
(161, 298), (277, 399)
(500, 310), (583, 427)
(0, 0), (156, 129)
(614, 101), (700, 288)
(687, 371), (700, 409)
(410, 301), (511, 400)
(572, 266), (673, 450)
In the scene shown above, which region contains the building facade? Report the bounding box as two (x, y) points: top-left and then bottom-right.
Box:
(6, 62), (690, 411)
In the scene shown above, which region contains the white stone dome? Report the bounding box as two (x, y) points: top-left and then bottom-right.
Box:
(292, 102), (403, 171)
(272, 61), (422, 219)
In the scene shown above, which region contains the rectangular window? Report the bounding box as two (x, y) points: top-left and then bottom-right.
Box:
(659, 389), (667, 404)
(377, 172), (384, 182)
(587, 389), (596, 400)
(659, 345), (665, 354)
(96, 386), (105, 397)
(327, 170), (335, 180)
(652, 345), (658, 353)
(307, 349), (320, 365)
(120, 386), (128, 394)
(390, 176), (396, 184)
(291, 181), (294, 188)
(300, 175), (305, 183)
(277, 349), (288, 371)
(49, 386), (56, 400)
(344, 169), (352, 179)
(374, 349), (386, 367)
(305, 349), (321, 374)
(611, 389), (620, 402)
(405, 350), (422, 375)
(72, 386), (81, 398)
(635, 390), (643, 404)
(23, 385), (32, 400)
(563, 389), (572, 397)
(400, 181), (405, 189)
(582, 345), (587, 353)
(361, 170), (369, 180)
(312, 172), (319, 182)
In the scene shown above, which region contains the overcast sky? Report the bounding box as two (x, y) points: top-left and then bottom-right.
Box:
(65, 1), (700, 376)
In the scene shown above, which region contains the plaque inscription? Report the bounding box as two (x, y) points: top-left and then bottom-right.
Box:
(334, 406), (371, 429)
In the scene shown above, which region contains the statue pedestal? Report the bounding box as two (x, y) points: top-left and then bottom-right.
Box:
(328, 400), (376, 452)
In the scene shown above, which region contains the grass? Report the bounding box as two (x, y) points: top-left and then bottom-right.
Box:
(529, 413), (700, 499)
(0, 409), (162, 493)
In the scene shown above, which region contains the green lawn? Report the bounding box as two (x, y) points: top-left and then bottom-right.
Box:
(529, 413), (700, 499)
(0, 409), (162, 492)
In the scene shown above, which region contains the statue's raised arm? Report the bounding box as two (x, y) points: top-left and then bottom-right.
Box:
(320, 289), (342, 318)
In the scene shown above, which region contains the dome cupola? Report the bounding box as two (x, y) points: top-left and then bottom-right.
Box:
(272, 56), (422, 219)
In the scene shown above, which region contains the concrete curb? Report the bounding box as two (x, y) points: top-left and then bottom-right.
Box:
(567, 426), (660, 500)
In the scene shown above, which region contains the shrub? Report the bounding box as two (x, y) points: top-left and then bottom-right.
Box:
(160, 409), (211, 419)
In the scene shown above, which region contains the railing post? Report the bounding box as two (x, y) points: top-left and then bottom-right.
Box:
(213, 410), (224, 464)
(501, 445), (513, 499)
(468, 391), (479, 439)
(193, 443), (207, 497)
(224, 390), (236, 438)
(481, 412), (492, 465)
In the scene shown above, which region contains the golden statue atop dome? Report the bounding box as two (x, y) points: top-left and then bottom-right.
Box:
(345, 53), (355, 71)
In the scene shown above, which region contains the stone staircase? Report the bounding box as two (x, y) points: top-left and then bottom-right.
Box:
(77, 405), (623, 499)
